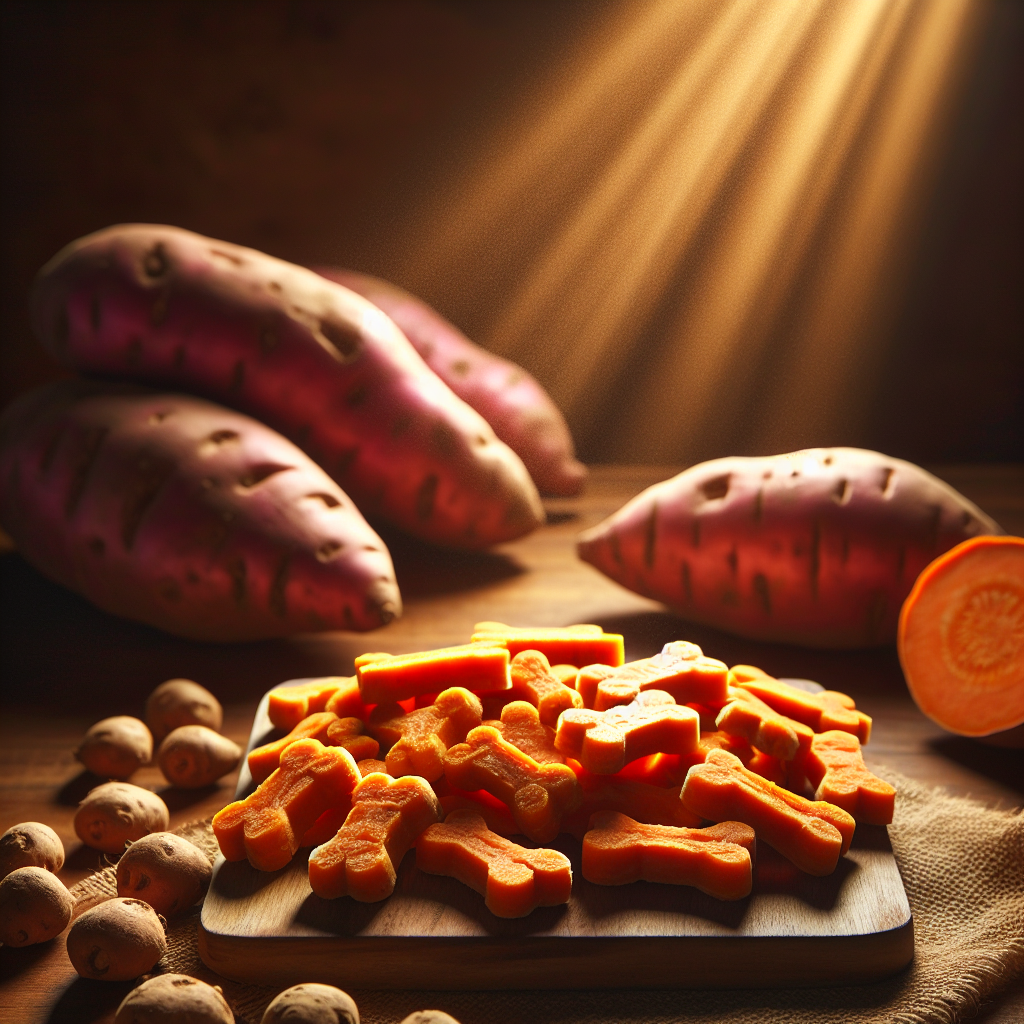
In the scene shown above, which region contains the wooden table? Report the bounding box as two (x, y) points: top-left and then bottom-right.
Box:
(1, 465), (1021, 1023)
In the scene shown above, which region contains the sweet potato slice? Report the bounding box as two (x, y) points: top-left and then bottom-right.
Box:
(898, 535), (1024, 739)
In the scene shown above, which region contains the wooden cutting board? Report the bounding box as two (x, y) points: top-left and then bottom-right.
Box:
(198, 681), (914, 990)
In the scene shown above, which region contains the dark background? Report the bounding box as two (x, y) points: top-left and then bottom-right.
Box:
(1, 0), (1021, 464)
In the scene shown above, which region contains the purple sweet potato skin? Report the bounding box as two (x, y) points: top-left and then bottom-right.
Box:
(577, 448), (1002, 649)
(314, 268), (587, 497)
(0, 380), (401, 641)
(30, 225), (543, 549)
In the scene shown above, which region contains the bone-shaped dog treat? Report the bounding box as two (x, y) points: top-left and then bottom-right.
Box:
(302, 753), (395, 846)
(308, 772), (442, 901)
(486, 700), (565, 764)
(267, 677), (351, 731)
(682, 748), (855, 876)
(439, 790), (520, 837)
(357, 758), (389, 777)
(582, 811), (755, 899)
(715, 687), (814, 762)
(798, 731), (895, 824)
(555, 691), (700, 774)
(444, 726), (581, 843)
(471, 624), (624, 668)
(213, 738), (361, 872)
(368, 687), (482, 782)
(248, 713), (379, 784)
(356, 646), (511, 704)
(731, 671), (872, 744)
(323, 676), (371, 721)
(507, 651), (584, 727)
(417, 810), (572, 918)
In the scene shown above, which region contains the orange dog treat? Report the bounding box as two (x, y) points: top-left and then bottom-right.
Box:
(732, 673), (872, 743)
(357, 758), (389, 777)
(213, 739), (361, 872)
(471, 624), (624, 668)
(417, 810), (572, 918)
(444, 726), (581, 843)
(439, 790), (520, 837)
(487, 700), (565, 764)
(551, 664), (580, 686)
(582, 811), (755, 899)
(507, 651), (584, 727)
(368, 687), (482, 782)
(356, 646), (511, 704)
(747, 751), (787, 786)
(267, 678), (350, 731)
(248, 713), (379, 784)
(682, 749), (855, 876)
(323, 676), (371, 721)
(555, 691), (700, 774)
(308, 773), (442, 901)
(715, 687), (814, 761)
(799, 731), (896, 825)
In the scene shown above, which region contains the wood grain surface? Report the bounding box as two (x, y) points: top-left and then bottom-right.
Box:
(1, 465), (1021, 1021)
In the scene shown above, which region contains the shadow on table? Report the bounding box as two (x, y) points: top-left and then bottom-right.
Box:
(44, 977), (133, 1023)
(928, 734), (1024, 796)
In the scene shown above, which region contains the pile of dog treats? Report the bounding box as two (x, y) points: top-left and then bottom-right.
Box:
(213, 623), (895, 918)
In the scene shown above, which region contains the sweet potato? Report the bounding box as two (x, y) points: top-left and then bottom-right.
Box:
(74, 782), (170, 854)
(31, 224), (543, 548)
(898, 535), (1024, 740)
(66, 896), (167, 980)
(0, 822), (65, 878)
(0, 380), (400, 640)
(75, 716), (153, 779)
(0, 866), (74, 946)
(115, 974), (234, 1024)
(577, 448), (1001, 648)
(156, 725), (241, 788)
(145, 678), (223, 743)
(314, 268), (586, 497)
(116, 832), (213, 916)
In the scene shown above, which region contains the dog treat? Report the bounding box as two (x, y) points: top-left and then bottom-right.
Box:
(145, 678), (223, 744)
(356, 645), (511, 704)
(444, 726), (581, 843)
(797, 731), (896, 824)
(471, 624), (624, 668)
(261, 983), (360, 1024)
(75, 716), (153, 780)
(506, 650), (584, 727)
(682, 749), (855, 875)
(267, 678), (351, 731)
(75, 782), (170, 854)
(417, 809), (572, 918)
(157, 725), (242, 788)
(486, 700), (565, 764)
(438, 790), (520, 837)
(0, 822), (65, 879)
(582, 811), (755, 899)
(731, 667), (871, 743)
(249, 713), (377, 784)
(555, 691), (700, 774)
(368, 687), (483, 781)
(213, 739), (361, 871)
(747, 751), (788, 786)
(308, 773), (442, 901)
(715, 687), (814, 761)
(324, 677), (371, 721)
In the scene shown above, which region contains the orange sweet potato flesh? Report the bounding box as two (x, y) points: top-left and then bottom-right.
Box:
(416, 810), (572, 918)
(582, 811), (754, 899)
(898, 536), (1024, 739)
(715, 687), (814, 762)
(486, 700), (565, 764)
(507, 651), (584, 727)
(268, 679), (350, 732)
(356, 645), (511, 704)
(471, 625), (624, 668)
(799, 731), (895, 825)
(577, 448), (1002, 648)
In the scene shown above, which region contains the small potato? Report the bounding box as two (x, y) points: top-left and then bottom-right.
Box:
(146, 679), (223, 744)
(262, 984), (359, 1024)
(75, 782), (170, 855)
(115, 973), (233, 1023)
(0, 821), (65, 878)
(67, 896), (167, 980)
(157, 725), (241, 788)
(0, 866), (74, 946)
(399, 1014), (461, 1024)
(76, 716), (153, 779)
(116, 832), (212, 916)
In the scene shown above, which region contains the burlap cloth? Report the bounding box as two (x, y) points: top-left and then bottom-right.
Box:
(70, 770), (1023, 1024)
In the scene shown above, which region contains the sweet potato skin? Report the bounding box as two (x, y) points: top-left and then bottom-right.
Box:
(31, 225), (543, 548)
(0, 380), (400, 640)
(314, 268), (586, 497)
(577, 448), (1002, 649)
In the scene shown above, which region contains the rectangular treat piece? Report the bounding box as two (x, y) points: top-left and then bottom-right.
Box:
(367, 687), (482, 782)
(356, 645), (511, 704)
(307, 773), (442, 901)
(268, 677), (351, 731)
(582, 811), (754, 900)
(471, 624), (624, 668)
(508, 651), (584, 727)
(213, 738), (361, 872)
(444, 725), (581, 843)
(798, 731), (895, 824)
(716, 687), (814, 761)
(555, 691), (700, 774)
(682, 749), (855, 876)
(417, 809), (572, 918)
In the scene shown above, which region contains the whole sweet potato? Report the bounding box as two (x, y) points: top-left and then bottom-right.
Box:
(314, 268), (586, 497)
(31, 225), (543, 548)
(0, 380), (400, 640)
(577, 448), (1002, 649)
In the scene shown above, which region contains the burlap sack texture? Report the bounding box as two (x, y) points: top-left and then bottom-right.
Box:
(70, 770), (1023, 1024)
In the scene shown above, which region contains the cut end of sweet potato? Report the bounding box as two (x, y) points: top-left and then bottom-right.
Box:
(898, 536), (1024, 738)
